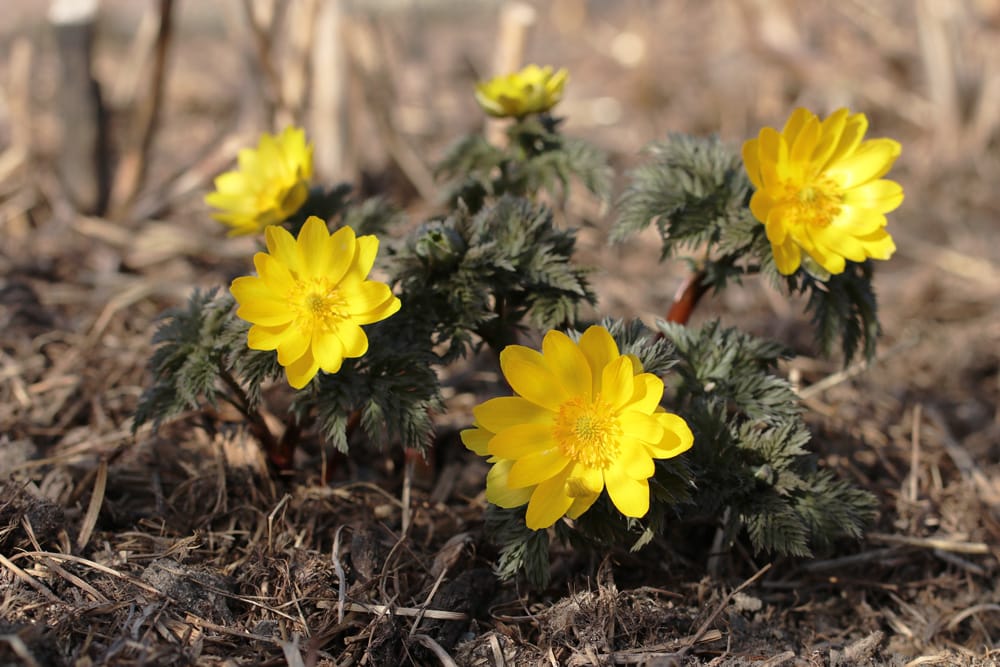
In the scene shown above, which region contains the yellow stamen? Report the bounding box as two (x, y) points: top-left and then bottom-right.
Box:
(782, 177), (843, 228)
(291, 281), (347, 331)
(553, 395), (621, 470)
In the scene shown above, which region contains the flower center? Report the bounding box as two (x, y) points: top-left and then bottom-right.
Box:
(783, 177), (843, 228)
(553, 395), (621, 470)
(290, 279), (347, 332)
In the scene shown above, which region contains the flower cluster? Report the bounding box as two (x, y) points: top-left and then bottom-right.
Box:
(230, 216), (400, 389)
(462, 326), (693, 530)
(742, 107), (903, 276)
(474, 64), (568, 118)
(205, 126), (313, 236)
(153, 80), (899, 567)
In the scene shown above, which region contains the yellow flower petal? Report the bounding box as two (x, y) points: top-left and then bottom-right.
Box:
(617, 439), (655, 479)
(311, 330), (346, 373)
(789, 114), (821, 167)
(541, 330), (593, 400)
(351, 236), (379, 279)
(600, 356), (635, 412)
(823, 111), (868, 167)
(525, 466), (575, 530)
(335, 323), (368, 359)
(255, 252), (295, 295)
(645, 412), (694, 459)
(236, 299), (295, 327)
(489, 423), (558, 461)
(619, 411), (665, 445)
(825, 139), (901, 189)
(312, 224), (353, 286)
(296, 217), (335, 278)
(276, 326), (310, 365)
(756, 127), (786, 191)
(265, 224), (302, 272)
(578, 325), (619, 396)
(474, 397), (553, 433)
(781, 107), (813, 146)
(486, 460), (535, 508)
(831, 205), (887, 236)
(565, 463), (604, 497)
(809, 224), (867, 264)
(856, 228), (896, 259)
(812, 108), (850, 169)
(842, 179), (904, 213)
(741, 139), (763, 190)
(230, 274), (276, 303)
(348, 282), (398, 316)
(604, 465), (649, 518)
(352, 294), (402, 326)
(246, 322), (294, 350)
(500, 346), (571, 411)
(566, 492), (600, 520)
(460, 426), (493, 457)
(285, 348), (319, 389)
(772, 236), (802, 275)
(507, 448), (571, 488)
(629, 373), (664, 414)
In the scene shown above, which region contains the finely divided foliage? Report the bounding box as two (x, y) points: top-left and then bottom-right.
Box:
(391, 195), (596, 359)
(436, 115), (611, 212)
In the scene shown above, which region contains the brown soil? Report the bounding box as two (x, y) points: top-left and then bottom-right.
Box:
(2, 1), (999, 665)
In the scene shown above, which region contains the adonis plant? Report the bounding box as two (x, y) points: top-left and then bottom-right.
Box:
(135, 67), (900, 586)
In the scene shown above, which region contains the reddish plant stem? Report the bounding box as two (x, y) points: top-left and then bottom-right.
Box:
(665, 269), (710, 325)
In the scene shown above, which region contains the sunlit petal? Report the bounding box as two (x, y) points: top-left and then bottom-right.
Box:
(460, 426), (493, 457)
(524, 466), (574, 529)
(542, 330), (593, 400)
(605, 465), (650, 518)
(487, 424), (557, 460)
(501, 346), (571, 411)
(600, 357), (635, 412)
(507, 448), (570, 488)
(486, 460), (535, 508)
(475, 397), (554, 433)
(285, 349), (319, 390)
(578, 325), (619, 395)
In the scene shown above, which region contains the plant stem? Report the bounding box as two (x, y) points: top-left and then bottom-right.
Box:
(665, 269), (709, 325)
(217, 364), (282, 466)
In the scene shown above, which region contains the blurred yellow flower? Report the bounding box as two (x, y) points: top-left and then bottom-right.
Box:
(206, 127), (313, 236)
(462, 326), (693, 530)
(474, 64), (568, 118)
(230, 216), (401, 389)
(742, 108), (903, 276)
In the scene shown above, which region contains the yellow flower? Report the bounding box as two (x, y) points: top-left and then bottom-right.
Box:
(474, 64), (568, 118)
(461, 326), (693, 530)
(230, 216), (401, 389)
(206, 127), (314, 236)
(742, 107), (903, 276)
